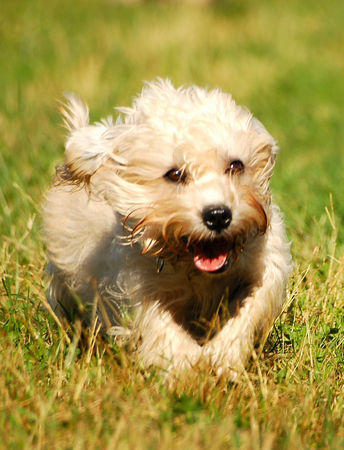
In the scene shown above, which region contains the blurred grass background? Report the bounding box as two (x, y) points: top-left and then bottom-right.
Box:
(1, 0), (344, 448)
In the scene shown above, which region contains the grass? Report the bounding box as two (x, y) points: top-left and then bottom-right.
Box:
(1, 0), (344, 447)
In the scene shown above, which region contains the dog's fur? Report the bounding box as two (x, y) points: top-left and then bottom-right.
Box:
(44, 79), (292, 379)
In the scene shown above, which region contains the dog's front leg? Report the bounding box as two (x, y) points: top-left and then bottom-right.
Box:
(201, 291), (272, 380)
(136, 303), (203, 372)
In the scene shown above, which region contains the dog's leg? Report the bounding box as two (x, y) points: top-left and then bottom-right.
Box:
(135, 303), (202, 372)
(202, 268), (288, 379)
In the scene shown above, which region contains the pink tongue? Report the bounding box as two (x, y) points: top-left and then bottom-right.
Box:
(193, 252), (228, 272)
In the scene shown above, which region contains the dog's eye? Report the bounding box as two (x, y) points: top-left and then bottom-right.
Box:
(164, 168), (186, 183)
(225, 160), (244, 174)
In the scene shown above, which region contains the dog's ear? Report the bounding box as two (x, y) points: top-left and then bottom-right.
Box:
(250, 142), (278, 196)
(257, 141), (278, 165)
(249, 116), (279, 172)
(253, 142), (278, 178)
(58, 94), (121, 184)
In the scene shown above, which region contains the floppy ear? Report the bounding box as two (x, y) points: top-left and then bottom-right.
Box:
(250, 143), (278, 191)
(257, 141), (278, 166)
(249, 116), (279, 174)
(58, 94), (120, 184)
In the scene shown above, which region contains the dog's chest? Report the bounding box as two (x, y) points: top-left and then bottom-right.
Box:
(150, 269), (254, 345)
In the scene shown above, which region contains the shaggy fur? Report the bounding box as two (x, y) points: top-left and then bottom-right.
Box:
(44, 79), (292, 379)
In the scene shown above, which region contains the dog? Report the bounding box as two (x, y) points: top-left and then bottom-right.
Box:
(43, 79), (292, 379)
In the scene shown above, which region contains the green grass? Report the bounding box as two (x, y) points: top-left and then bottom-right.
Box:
(1, 0), (344, 447)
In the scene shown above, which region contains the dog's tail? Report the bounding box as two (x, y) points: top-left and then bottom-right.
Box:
(57, 94), (123, 184)
(59, 93), (90, 131)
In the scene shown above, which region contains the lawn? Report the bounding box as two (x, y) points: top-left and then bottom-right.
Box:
(1, 0), (344, 448)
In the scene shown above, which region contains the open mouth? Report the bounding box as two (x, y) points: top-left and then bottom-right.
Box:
(192, 238), (231, 274)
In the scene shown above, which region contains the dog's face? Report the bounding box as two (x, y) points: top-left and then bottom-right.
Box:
(62, 80), (278, 275)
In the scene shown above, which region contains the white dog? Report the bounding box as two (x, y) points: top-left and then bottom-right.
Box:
(44, 79), (292, 379)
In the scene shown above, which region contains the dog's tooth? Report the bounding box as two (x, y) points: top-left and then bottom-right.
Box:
(156, 256), (165, 273)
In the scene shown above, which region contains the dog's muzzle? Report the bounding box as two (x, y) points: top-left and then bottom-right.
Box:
(189, 205), (232, 274)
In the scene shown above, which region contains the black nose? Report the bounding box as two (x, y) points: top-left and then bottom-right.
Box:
(202, 205), (232, 233)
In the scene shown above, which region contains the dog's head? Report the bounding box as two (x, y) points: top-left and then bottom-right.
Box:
(59, 79), (278, 275)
